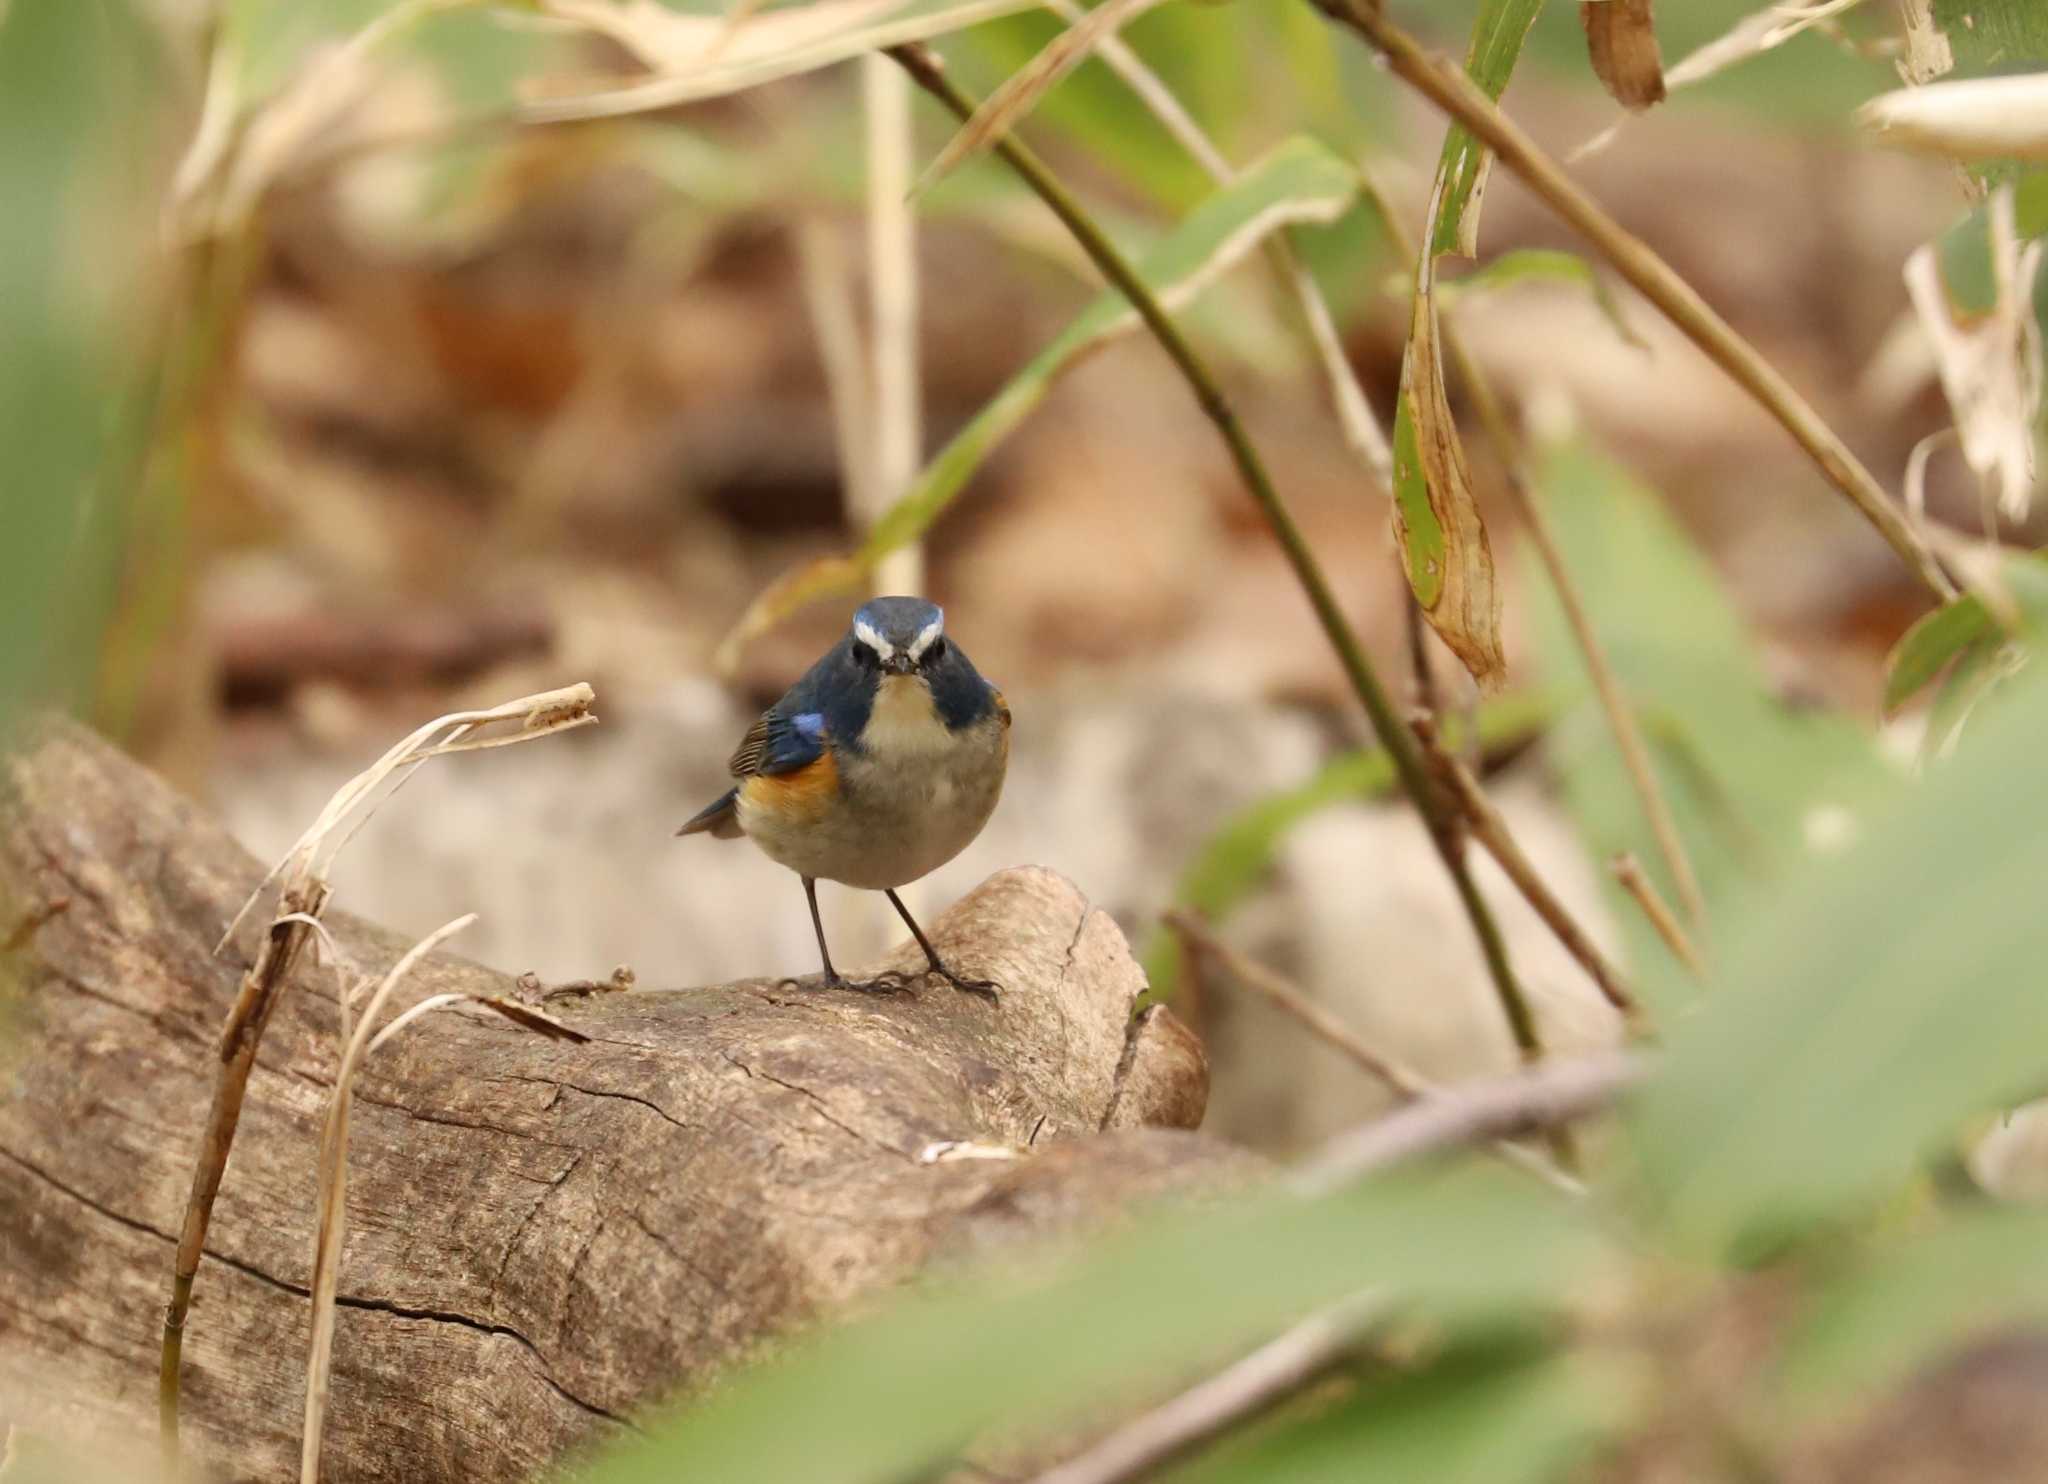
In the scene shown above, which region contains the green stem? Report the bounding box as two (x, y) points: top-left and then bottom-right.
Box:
(886, 42), (1546, 1067)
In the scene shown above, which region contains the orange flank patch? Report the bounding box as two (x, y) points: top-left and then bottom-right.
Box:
(740, 749), (839, 825)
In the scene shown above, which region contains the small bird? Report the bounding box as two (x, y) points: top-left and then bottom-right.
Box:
(678, 597), (1010, 1001)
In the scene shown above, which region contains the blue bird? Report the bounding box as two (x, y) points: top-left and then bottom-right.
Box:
(678, 597), (1010, 1001)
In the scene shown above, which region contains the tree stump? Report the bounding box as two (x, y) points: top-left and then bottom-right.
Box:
(0, 722), (1245, 1482)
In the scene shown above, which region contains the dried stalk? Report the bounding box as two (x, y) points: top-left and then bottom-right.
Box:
(162, 881), (329, 1471)
(303, 915), (475, 1484)
(160, 685), (597, 1464)
(1612, 851), (1707, 977)
(1314, 0), (1954, 602)
(864, 52), (926, 600)
(1420, 738), (1643, 1022)
(1026, 1290), (1387, 1484)
(1293, 1051), (1648, 1197)
(887, 40), (1547, 1085)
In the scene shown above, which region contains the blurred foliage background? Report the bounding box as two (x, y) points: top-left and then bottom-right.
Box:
(7, 0), (2048, 1479)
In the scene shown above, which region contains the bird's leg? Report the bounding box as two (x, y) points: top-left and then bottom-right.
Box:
(785, 877), (913, 996)
(885, 889), (1000, 1003)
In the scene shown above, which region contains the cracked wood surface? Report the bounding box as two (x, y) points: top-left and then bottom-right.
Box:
(0, 722), (1249, 1483)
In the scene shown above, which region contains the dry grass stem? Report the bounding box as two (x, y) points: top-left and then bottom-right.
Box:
(302, 915), (475, 1484)
(1294, 1051), (1647, 1196)
(162, 685), (597, 1464)
(917, 0), (1171, 191)
(1027, 1290), (1388, 1484)
(1612, 852), (1707, 976)
(1422, 739), (1644, 1022)
(1316, 0), (1955, 602)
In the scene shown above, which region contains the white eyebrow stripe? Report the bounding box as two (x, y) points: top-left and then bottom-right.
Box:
(854, 618), (893, 659)
(906, 615), (944, 661)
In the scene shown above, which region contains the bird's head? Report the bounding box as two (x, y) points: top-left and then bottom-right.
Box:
(850, 596), (951, 679)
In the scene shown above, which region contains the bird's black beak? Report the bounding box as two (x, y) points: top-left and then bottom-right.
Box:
(882, 653), (916, 676)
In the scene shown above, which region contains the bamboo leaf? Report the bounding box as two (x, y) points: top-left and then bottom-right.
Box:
(1392, 174), (1507, 690)
(1428, 0), (1546, 259)
(1883, 550), (2048, 714)
(575, 1165), (1603, 1484)
(1628, 664), (2048, 1255)
(1579, 0), (1664, 111)
(1883, 597), (1995, 715)
(716, 136), (1362, 667)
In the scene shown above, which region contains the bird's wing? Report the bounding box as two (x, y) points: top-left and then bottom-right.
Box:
(728, 706), (829, 778)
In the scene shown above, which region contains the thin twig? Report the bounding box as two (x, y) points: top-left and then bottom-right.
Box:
(1293, 1051), (1647, 1197)
(1314, 0), (1954, 603)
(887, 39), (1547, 1081)
(1612, 852), (1706, 977)
(1418, 733), (1643, 1022)
(1166, 913), (1580, 1194)
(1166, 912), (1428, 1097)
(1027, 1291), (1386, 1484)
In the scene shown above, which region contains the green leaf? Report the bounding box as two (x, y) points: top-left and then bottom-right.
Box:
(1885, 550), (2048, 714)
(1527, 442), (1886, 994)
(576, 1164), (1604, 1484)
(716, 135), (1365, 665)
(1776, 1209), (2048, 1410)
(1883, 597), (1996, 714)
(1629, 664), (2048, 1255)
(1139, 693), (1552, 998)
(1168, 1342), (1635, 1484)
(1427, 0), (1547, 260)
(1435, 248), (1646, 349)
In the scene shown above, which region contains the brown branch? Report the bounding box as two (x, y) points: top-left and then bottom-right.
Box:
(1415, 731), (1644, 1023)
(1026, 1291), (1385, 1484)
(1612, 851), (1706, 977)
(1316, 0), (1954, 603)
(1293, 1051), (1648, 1196)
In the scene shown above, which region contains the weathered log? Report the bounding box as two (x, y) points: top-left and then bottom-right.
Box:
(0, 722), (1249, 1482)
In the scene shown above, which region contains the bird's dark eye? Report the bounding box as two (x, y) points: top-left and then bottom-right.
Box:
(924, 637), (947, 664)
(853, 640), (880, 669)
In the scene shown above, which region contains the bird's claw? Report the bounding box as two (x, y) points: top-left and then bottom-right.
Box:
(930, 967), (1000, 1004)
(833, 969), (920, 997)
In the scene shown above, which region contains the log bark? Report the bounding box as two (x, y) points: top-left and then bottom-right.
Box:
(0, 721), (1249, 1483)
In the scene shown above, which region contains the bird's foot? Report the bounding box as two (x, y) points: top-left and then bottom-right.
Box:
(778, 962), (917, 994)
(924, 963), (1000, 1004)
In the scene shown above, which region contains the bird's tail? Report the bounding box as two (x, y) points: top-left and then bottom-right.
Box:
(676, 788), (743, 839)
